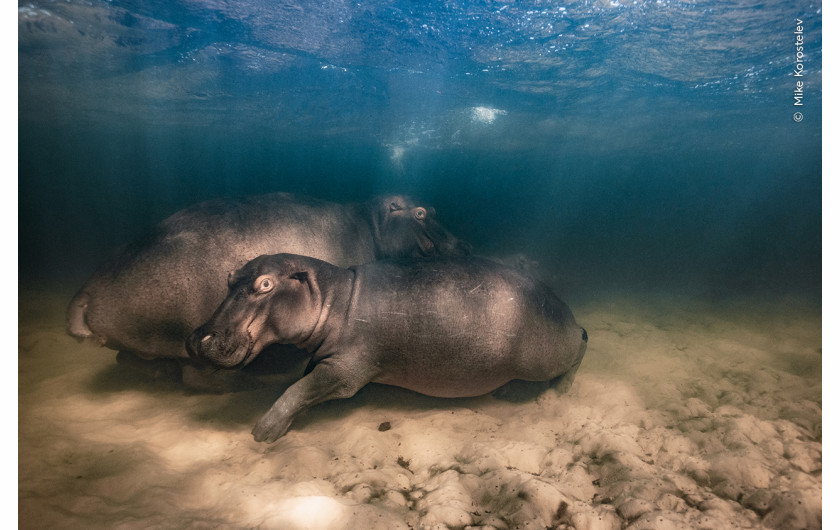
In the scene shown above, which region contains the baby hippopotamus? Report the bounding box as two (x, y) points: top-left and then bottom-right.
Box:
(187, 254), (588, 443)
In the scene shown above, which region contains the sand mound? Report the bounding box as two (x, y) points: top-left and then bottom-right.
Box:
(19, 290), (821, 529)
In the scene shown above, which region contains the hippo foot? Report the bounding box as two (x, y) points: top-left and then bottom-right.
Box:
(252, 411), (293, 443)
(116, 351), (182, 384)
(551, 360), (582, 395)
(492, 379), (552, 403)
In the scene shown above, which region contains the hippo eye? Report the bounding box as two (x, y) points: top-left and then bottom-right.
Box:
(254, 276), (274, 293)
(413, 207), (426, 220)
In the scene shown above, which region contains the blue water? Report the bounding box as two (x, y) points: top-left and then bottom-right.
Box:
(18, 0), (822, 299)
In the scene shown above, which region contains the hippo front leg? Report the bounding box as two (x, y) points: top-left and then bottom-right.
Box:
(252, 359), (373, 443)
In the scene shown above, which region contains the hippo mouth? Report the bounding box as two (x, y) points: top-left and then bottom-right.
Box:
(192, 327), (259, 369)
(418, 222), (470, 257)
(416, 234), (436, 256)
(196, 338), (249, 369)
(221, 324), (262, 369)
(231, 314), (278, 369)
(236, 332), (262, 368)
(189, 309), (274, 369)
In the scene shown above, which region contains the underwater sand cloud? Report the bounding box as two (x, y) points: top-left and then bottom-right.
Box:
(18, 291), (820, 529)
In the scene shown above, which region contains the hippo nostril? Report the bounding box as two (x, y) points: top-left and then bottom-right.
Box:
(581, 328), (588, 342)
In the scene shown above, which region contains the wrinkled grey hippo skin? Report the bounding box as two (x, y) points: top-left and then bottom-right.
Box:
(187, 253), (588, 443)
(66, 193), (468, 373)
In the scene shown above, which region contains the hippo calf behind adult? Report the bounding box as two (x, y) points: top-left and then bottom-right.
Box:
(66, 193), (467, 363)
(187, 253), (588, 443)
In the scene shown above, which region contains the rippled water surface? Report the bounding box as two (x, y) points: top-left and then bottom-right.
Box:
(20, 0), (821, 294)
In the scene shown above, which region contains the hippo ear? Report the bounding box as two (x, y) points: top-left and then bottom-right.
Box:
(286, 271), (317, 298)
(383, 196), (408, 216)
(288, 271), (309, 283)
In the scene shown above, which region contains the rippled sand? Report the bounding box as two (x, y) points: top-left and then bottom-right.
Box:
(19, 287), (821, 529)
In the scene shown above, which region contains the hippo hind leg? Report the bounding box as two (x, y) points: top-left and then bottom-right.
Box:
(494, 327), (588, 401)
(553, 327), (588, 395)
(550, 359), (582, 395)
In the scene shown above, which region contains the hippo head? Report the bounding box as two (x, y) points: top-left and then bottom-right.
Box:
(368, 195), (470, 259)
(187, 254), (322, 369)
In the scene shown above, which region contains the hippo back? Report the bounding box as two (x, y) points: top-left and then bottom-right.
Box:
(347, 257), (585, 397)
(67, 193), (467, 361)
(69, 194), (375, 358)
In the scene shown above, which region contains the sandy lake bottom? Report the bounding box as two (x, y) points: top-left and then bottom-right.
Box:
(18, 287), (821, 529)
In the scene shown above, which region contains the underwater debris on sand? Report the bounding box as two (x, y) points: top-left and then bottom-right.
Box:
(397, 456), (411, 471)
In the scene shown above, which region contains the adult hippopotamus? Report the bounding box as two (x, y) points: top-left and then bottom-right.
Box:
(187, 253), (588, 443)
(67, 193), (468, 370)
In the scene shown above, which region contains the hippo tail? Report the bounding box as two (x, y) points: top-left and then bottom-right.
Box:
(66, 291), (94, 339)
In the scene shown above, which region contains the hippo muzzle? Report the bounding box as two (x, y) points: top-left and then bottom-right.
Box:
(187, 325), (254, 369)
